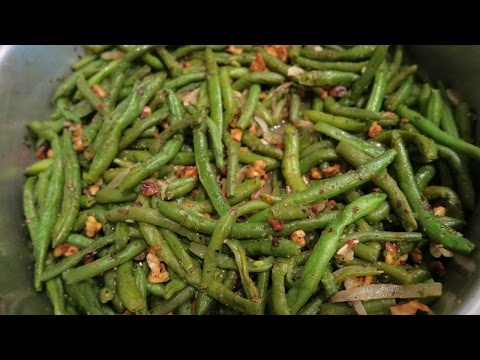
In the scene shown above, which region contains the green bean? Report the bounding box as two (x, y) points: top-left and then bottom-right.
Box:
(164, 72), (206, 90)
(103, 270), (125, 312)
(219, 67), (237, 132)
(374, 129), (438, 163)
(65, 234), (94, 248)
(324, 96), (399, 125)
(270, 258), (291, 315)
(339, 231), (423, 248)
(438, 216), (466, 229)
(52, 131), (81, 247)
(418, 83), (431, 115)
(282, 124), (307, 192)
(241, 131), (283, 160)
(225, 240), (259, 301)
(268, 205), (311, 221)
(416, 165), (436, 191)
(455, 102), (473, 144)
(152, 286), (197, 315)
(350, 45), (389, 102)
(25, 158), (53, 176)
(364, 200), (390, 224)
(286, 192), (387, 313)
(205, 48), (224, 134)
(41, 233), (115, 282)
(149, 117), (198, 155)
(322, 266), (339, 298)
(34, 167), (51, 213)
(172, 45), (228, 59)
(23, 176), (38, 244)
(95, 188), (138, 204)
(247, 148), (396, 223)
(300, 140), (334, 158)
(188, 243), (274, 272)
(390, 131), (474, 254)
(295, 57), (368, 73)
(426, 89), (443, 126)
(76, 73), (105, 116)
(118, 135), (183, 191)
(33, 136), (63, 291)
(437, 145), (475, 213)
(227, 66), (251, 79)
(193, 124), (230, 216)
(238, 149), (279, 171)
(116, 260), (147, 313)
(423, 186), (463, 220)
(300, 45), (377, 61)
(164, 277), (189, 300)
(165, 178), (198, 200)
(206, 117), (225, 169)
(64, 279), (115, 315)
(255, 268), (271, 315)
(85, 73), (166, 183)
(318, 299), (395, 315)
(441, 101), (459, 137)
(241, 239), (301, 258)
(299, 148), (338, 175)
(119, 105), (169, 150)
(384, 75), (414, 111)
(52, 60), (106, 101)
(294, 70), (359, 87)
(237, 84), (261, 129)
(114, 222), (130, 251)
(201, 201), (268, 288)
(305, 110), (368, 132)
(56, 98), (82, 123)
(232, 72), (285, 92)
(225, 136), (240, 197)
(385, 65), (417, 94)
(62, 239), (147, 284)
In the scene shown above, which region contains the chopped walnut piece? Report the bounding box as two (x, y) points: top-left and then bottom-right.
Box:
(246, 160), (266, 178)
(433, 206), (446, 217)
(85, 216), (102, 237)
(227, 45), (243, 55)
(140, 106), (152, 119)
(321, 164), (341, 178)
(47, 149), (55, 158)
(268, 219), (285, 232)
(92, 84), (107, 98)
(368, 121), (382, 138)
(146, 247), (170, 284)
(53, 244), (80, 258)
(231, 128), (243, 142)
(176, 166), (198, 178)
(140, 180), (159, 197)
(409, 248), (423, 264)
(85, 179), (103, 196)
(310, 167), (322, 180)
(290, 230), (306, 247)
(250, 53), (268, 72)
(390, 300), (433, 315)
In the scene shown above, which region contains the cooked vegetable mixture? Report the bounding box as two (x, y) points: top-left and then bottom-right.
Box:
(22, 45), (478, 315)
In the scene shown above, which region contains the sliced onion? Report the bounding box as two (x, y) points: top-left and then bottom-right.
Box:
(181, 88), (200, 107)
(295, 119), (314, 132)
(453, 254), (476, 273)
(330, 282), (443, 303)
(287, 66), (305, 77)
(446, 89), (461, 107)
(236, 165), (250, 184)
(254, 116), (271, 139)
(344, 278), (367, 315)
(104, 166), (136, 190)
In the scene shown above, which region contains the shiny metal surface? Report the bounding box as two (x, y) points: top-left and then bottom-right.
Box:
(0, 45), (479, 314)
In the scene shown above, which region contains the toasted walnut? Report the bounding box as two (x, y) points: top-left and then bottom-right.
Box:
(146, 247), (170, 284)
(390, 300), (433, 315)
(310, 167), (322, 180)
(264, 45), (289, 62)
(227, 45), (243, 55)
(85, 216), (102, 237)
(85, 178), (103, 196)
(368, 121), (382, 138)
(140, 180), (159, 197)
(53, 244), (80, 258)
(101, 49), (124, 61)
(409, 248), (423, 264)
(249, 124), (257, 136)
(384, 246), (408, 265)
(268, 219), (285, 232)
(36, 146), (48, 160)
(92, 84), (107, 98)
(250, 53), (267, 72)
(176, 166), (198, 178)
(433, 206), (446, 217)
(47, 149), (55, 158)
(140, 106), (152, 120)
(321, 164), (341, 178)
(320, 90), (329, 100)
(430, 243), (454, 258)
(231, 128), (243, 142)
(335, 240), (358, 262)
(68, 123), (86, 152)
(363, 275), (373, 286)
(246, 160), (266, 178)
(290, 230), (306, 247)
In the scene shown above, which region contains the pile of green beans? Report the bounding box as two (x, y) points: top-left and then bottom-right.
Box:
(22, 45), (478, 315)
